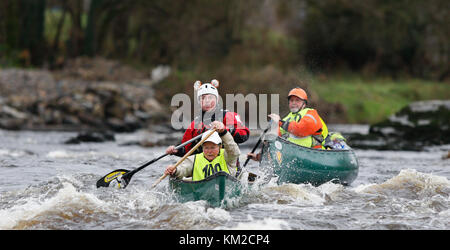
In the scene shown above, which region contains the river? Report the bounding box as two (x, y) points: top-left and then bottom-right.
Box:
(1, 125), (449, 230)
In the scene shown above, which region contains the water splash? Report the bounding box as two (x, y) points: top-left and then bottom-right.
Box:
(0, 181), (107, 229)
(218, 215), (290, 230)
(355, 169), (450, 199)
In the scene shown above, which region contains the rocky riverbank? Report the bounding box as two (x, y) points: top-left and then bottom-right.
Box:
(346, 100), (450, 151)
(0, 58), (171, 133)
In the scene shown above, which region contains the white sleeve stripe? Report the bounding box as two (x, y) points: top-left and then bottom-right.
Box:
(303, 114), (318, 124)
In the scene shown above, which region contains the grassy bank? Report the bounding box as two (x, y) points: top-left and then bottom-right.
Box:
(154, 66), (449, 125)
(310, 74), (450, 124)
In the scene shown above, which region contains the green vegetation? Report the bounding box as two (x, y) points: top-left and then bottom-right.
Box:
(154, 68), (449, 124)
(44, 9), (87, 50)
(310, 75), (450, 123)
(1, 0), (448, 79)
(1, 0), (449, 124)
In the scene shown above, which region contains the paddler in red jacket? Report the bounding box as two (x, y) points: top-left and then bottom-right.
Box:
(166, 79), (250, 158)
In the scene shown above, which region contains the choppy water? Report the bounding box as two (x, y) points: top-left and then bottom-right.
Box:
(1, 127), (449, 230)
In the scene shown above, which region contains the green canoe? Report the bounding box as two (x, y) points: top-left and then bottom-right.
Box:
(168, 172), (243, 207)
(261, 137), (359, 186)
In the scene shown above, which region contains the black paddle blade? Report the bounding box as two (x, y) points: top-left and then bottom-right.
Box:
(248, 172), (258, 182)
(96, 169), (130, 188)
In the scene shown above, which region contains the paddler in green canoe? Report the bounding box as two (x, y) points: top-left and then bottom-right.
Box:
(248, 87), (330, 162)
(247, 87), (350, 162)
(164, 121), (241, 181)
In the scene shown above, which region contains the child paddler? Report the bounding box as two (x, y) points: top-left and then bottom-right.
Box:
(164, 121), (241, 181)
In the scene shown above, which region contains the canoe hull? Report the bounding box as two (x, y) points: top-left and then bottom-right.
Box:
(261, 137), (359, 186)
(169, 172), (241, 207)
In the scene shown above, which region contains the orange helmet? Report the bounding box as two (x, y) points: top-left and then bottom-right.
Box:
(288, 88), (308, 101)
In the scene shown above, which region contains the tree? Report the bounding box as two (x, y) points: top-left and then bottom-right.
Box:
(0, 0), (46, 66)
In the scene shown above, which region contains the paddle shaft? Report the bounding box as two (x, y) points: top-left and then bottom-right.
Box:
(151, 129), (217, 188)
(243, 126), (270, 167)
(96, 131), (207, 188)
(124, 132), (205, 178)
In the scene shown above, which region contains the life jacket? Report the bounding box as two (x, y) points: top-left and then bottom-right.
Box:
(323, 132), (350, 150)
(280, 108), (328, 149)
(177, 108), (249, 157)
(192, 149), (230, 181)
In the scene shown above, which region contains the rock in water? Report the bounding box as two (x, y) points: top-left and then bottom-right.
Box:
(65, 131), (115, 144)
(348, 100), (450, 151)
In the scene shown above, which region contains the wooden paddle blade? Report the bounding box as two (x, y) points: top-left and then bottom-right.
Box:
(96, 169), (130, 188)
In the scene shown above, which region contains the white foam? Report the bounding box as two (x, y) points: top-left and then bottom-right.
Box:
(146, 200), (232, 229)
(224, 215), (290, 230)
(262, 182), (338, 205)
(0, 182), (107, 229)
(181, 201), (232, 222)
(115, 187), (165, 211)
(354, 169), (450, 197)
(45, 149), (149, 161)
(46, 150), (72, 158)
(46, 150), (103, 159)
(0, 148), (28, 157)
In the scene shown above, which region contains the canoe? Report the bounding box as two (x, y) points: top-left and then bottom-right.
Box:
(168, 171), (242, 207)
(260, 136), (359, 186)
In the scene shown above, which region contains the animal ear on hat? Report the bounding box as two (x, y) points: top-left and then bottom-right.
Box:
(210, 79), (219, 88)
(193, 80), (202, 90)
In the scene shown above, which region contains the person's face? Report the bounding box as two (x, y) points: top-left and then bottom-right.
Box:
(200, 94), (217, 112)
(289, 96), (306, 113)
(202, 142), (220, 161)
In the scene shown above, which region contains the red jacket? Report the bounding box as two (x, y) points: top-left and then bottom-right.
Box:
(174, 109), (250, 157)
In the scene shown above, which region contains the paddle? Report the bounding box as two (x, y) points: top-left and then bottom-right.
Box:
(96, 131), (206, 189)
(151, 128), (217, 189)
(243, 124), (271, 167)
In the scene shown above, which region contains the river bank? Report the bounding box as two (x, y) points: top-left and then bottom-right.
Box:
(1, 58), (449, 151)
(0, 58), (170, 132)
(311, 74), (450, 124)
